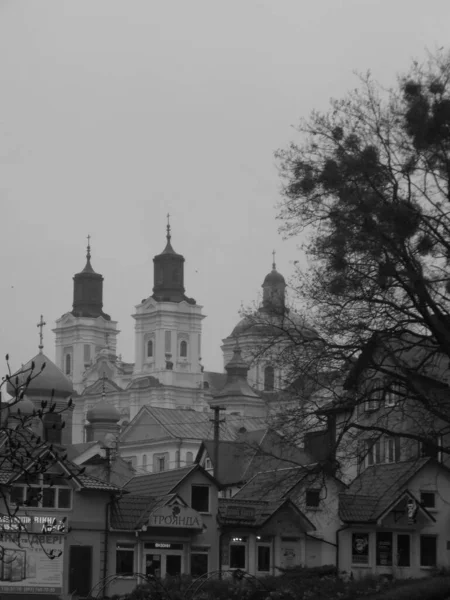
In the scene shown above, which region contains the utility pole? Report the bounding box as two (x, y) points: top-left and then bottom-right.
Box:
(211, 406), (225, 480)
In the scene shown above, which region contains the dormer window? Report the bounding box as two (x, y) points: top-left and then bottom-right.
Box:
(180, 340), (188, 358)
(147, 340), (153, 358)
(11, 474), (72, 509)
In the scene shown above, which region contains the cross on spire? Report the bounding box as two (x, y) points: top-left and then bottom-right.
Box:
(37, 315), (46, 353)
(86, 234), (91, 261)
(166, 213), (171, 242)
(272, 250), (276, 270)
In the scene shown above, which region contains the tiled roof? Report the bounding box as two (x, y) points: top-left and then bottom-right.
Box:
(202, 440), (253, 485)
(120, 406), (268, 444)
(76, 473), (121, 492)
(124, 466), (196, 496)
(110, 494), (176, 530)
(235, 466), (314, 502)
(339, 458), (431, 522)
(65, 441), (98, 461)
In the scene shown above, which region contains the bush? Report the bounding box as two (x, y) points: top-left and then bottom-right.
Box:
(368, 575), (450, 600)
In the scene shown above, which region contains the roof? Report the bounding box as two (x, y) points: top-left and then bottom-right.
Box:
(120, 405), (268, 444)
(110, 494), (176, 530)
(199, 429), (314, 486)
(263, 269), (286, 286)
(65, 441), (99, 461)
(235, 466), (315, 502)
(230, 311), (318, 340)
(339, 458), (432, 523)
(218, 497), (315, 532)
(86, 399), (121, 423)
(8, 353), (73, 398)
(203, 371), (227, 395)
(124, 465), (197, 496)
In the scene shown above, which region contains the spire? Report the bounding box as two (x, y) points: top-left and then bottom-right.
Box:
(166, 213), (171, 244)
(101, 372), (106, 401)
(37, 315), (46, 354)
(261, 254), (286, 314)
(71, 237), (111, 320)
(272, 249), (276, 271)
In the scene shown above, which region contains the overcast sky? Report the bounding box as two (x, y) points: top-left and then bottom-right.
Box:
(0, 1), (448, 374)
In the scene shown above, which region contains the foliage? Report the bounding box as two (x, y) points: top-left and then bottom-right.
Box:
(368, 575), (450, 600)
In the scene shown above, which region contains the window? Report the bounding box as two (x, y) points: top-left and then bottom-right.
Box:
(306, 489), (321, 509)
(264, 366), (274, 392)
(191, 485), (209, 513)
(186, 451), (194, 465)
(65, 354), (71, 375)
(205, 458), (212, 470)
(420, 535), (437, 567)
(43, 413), (62, 444)
(11, 476), (72, 509)
(365, 438), (382, 466)
(397, 534), (410, 567)
(420, 436), (442, 462)
(165, 330), (172, 353)
(385, 382), (401, 407)
(191, 553), (208, 578)
(229, 543), (246, 569)
(84, 344), (91, 364)
(158, 456), (165, 472)
(376, 532), (393, 566)
(420, 491), (436, 509)
(147, 340), (153, 358)
(385, 437), (401, 463)
(180, 340), (188, 358)
(257, 546), (271, 572)
(116, 543), (134, 575)
(142, 455), (147, 469)
(352, 533), (369, 565)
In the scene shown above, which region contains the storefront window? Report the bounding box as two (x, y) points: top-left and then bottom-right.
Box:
(376, 532), (393, 566)
(257, 546), (271, 572)
(191, 485), (209, 513)
(230, 543), (246, 569)
(352, 533), (369, 565)
(397, 534), (410, 566)
(191, 553), (208, 578)
(420, 535), (437, 567)
(116, 543), (134, 575)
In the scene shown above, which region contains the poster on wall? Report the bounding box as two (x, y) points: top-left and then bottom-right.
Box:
(376, 532), (393, 566)
(0, 533), (63, 595)
(352, 533), (369, 565)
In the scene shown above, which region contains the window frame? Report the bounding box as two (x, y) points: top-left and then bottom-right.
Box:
(10, 477), (73, 510)
(191, 485), (210, 514)
(146, 339), (154, 359)
(365, 438), (382, 467)
(420, 535), (437, 568)
(116, 543), (135, 575)
(256, 544), (271, 572)
(229, 541), (247, 570)
(420, 491), (436, 510)
(179, 340), (188, 358)
(65, 353), (72, 375)
(384, 437), (401, 464)
(305, 489), (321, 509)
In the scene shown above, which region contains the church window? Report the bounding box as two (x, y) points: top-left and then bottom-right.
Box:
(180, 340), (188, 358)
(65, 354), (71, 375)
(165, 331), (172, 353)
(147, 340), (153, 358)
(264, 366), (274, 391)
(186, 451), (194, 465)
(142, 455), (147, 469)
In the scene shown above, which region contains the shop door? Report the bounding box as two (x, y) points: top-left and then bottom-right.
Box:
(145, 554), (162, 578)
(166, 554), (182, 576)
(69, 545), (92, 596)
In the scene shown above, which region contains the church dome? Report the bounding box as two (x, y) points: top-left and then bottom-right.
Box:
(230, 311), (317, 340)
(263, 269), (286, 286)
(8, 353), (73, 399)
(8, 395), (35, 416)
(86, 400), (121, 423)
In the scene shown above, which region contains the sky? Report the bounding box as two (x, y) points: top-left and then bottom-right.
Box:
(0, 0), (449, 374)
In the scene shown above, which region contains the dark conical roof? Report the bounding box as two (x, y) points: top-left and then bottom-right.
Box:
(215, 344), (260, 400)
(71, 240), (111, 320)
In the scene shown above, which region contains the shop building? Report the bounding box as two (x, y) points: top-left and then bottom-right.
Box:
(106, 464), (220, 598)
(338, 458), (450, 578)
(218, 498), (315, 575)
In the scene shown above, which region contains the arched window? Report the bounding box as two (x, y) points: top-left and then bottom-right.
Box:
(186, 451), (193, 465)
(65, 354), (71, 375)
(264, 366), (274, 392)
(147, 340), (153, 358)
(142, 455), (147, 468)
(180, 340), (188, 358)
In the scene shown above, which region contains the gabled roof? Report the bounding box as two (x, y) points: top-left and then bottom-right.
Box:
(203, 371), (227, 395)
(339, 458), (437, 523)
(218, 497), (315, 531)
(110, 494), (177, 530)
(82, 377), (124, 396)
(124, 465), (201, 496)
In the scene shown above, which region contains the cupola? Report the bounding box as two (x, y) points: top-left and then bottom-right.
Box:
(152, 216), (195, 304)
(72, 237), (111, 320)
(261, 251), (286, 314)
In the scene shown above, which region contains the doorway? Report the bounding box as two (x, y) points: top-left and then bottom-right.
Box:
(144, 551), (183, 578)
(69, 545), (92, 596)
(166, 554), (182, 576)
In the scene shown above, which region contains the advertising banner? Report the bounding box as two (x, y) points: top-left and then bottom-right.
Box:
(0, 532), (63, 595)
